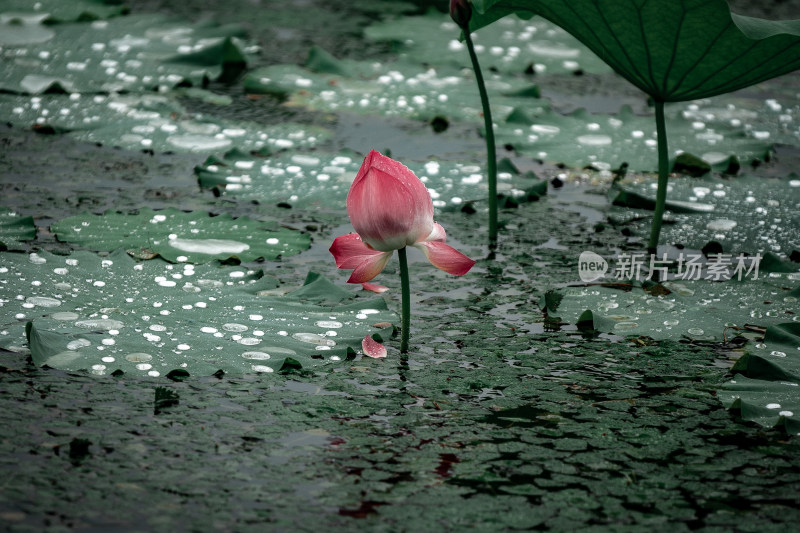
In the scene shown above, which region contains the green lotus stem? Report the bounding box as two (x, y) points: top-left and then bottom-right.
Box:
(398, 246), (411, 353)
(648, 100), (669, 255)
(463, 27), (498, 246)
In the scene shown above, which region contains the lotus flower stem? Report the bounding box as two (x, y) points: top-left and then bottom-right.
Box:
(462, 27), (498, 246)
(397, 246), (411, 353)
(648, 100), (669, 255)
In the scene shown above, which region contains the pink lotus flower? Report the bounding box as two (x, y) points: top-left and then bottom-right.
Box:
(330, 150), (475, 284)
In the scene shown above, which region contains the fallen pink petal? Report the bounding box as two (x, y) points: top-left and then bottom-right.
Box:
(362, 334), (388, 358)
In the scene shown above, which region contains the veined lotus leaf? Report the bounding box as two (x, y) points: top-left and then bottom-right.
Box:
(364, 9), (611, 76)
(0, 209), (36, 250)
(0, 13), (251, 94)
(609, 175), (800, 254)
(721, 323), (800, 434)
(495, 105), (776, 171)
(50, 208), (310, 263)
(470, 0), (800, 102)
(244, 60), (548, 123)
(0, 93), (330, 153)
(195, 148), (546, 209)
(0, 0), (127, 25)
(553, 274), (800, 342)
(0, 249), (395, 376)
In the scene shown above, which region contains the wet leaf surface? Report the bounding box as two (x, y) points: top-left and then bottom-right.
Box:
(0, 209), (36, 250)
(2, 249), (395, 375)
(50, 207), (311, 263)
(0, 11), (251, 93)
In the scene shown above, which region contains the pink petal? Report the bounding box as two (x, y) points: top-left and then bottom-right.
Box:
(423, 223), (447, 243)
(413, 241), (476, 276)
(361, 282), (389, 293)
(362, 334), (387, 358)
(330, 233), (385, 269)
(347, 251), (392, 283)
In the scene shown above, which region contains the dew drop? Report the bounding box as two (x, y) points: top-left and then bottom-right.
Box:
(292, 332), (336, 346)
(242, 351), (270, 360)
(67, 339), (91, 350)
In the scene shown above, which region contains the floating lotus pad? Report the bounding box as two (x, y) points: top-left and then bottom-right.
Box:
(554, 275), (800, 342)
(0, 249), (395, 376)
(610, 175), (800, 254)
(0, 13), (251, 94)
(51, 208), (310, 263)
(0, 92), (330, 153)
(364, 9), (611, 76)
(195, 149), (546, 208)
(495, 105), (777, 171)
(0, 209), (36, 250)
(0, 0), (127, 25)
(245, 60), (547, 123)
(721, 323), (800, 435)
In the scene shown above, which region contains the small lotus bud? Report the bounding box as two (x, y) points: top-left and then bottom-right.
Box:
(450, 0), (472, 29)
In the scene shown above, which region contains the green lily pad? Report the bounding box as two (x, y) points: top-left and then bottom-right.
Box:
(365, 9), (611, 76)
(0, 13), (250, 94)
(50, 208), (310, 263)
(0, 209), (36, 250)
(495, 105), (775, 171)
(554, 275), (800, 341)
(195, 148), (546, 209)
(610, 175), (800, 254)
(0, 92), (330, 153)
(0, 249), (395, 376)
(244, 59), (548, 123)
(721, 323), (800, 434)
(0, 0), (127, 25)
(470, 0), (800, 102)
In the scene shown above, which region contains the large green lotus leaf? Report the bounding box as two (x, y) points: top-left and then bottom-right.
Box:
(0, 249), (395, 376)
(471, 0), (800, 102)
(610, 175), (800, 254)
(720, 323), (800, 434)
(0, 93), (330, 153)
(554, 275), (800, 341)
(364, 9), (611, 76)
(50, 208), (310, 263)
(0, 0), (126, 25)
(0, 13), (250, 94)
(496, 105), (776, 171)
(0, 209), (36, 250)
(195, 148), (546, 208)
(244, 60), (548, 123)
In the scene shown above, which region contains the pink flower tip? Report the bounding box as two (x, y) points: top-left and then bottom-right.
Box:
(361, 282), (389, 293)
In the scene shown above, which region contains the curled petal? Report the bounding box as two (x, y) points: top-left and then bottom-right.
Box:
(330, 233), (392, 283)
(330, 233), (384, 269)
(362, 334), (388, 358)
(423, 223), (447, 243)
(413, 241), (476, 277)
(361, 282), (389, 293)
